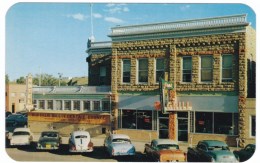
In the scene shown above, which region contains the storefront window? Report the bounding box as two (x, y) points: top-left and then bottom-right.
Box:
(47, 100), (53, 110)
(39, 100), (45, 109)
(214, 113), (233, 134)
(137, 111), (152, 130)
(195, 112), (213, 133)
(93, 101), (100, 111)
(73, 101), (80, 111)
(102, 101), (110, 112)
(83, 101), (91, 111)
(56, 100), (62, 110)
(122, 110), (136, 129)
(121, 110), (153, 130)
(195, 112), (238, 135)
(64, 100), (71, 110)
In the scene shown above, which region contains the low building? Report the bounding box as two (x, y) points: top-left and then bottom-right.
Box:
(5, 83), (27, 113)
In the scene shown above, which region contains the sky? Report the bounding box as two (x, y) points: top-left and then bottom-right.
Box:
(4, 3), (256, 81)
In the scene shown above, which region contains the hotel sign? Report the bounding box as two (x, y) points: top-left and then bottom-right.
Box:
(28, 112), (110, 125)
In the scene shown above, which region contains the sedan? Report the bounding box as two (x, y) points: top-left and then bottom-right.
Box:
(104, 134), (135, 157)
(10, 127), (33, 146)
(233, 144), (255, 162)
(144, 139), (186, 162)
(187, 140), (238, 162)
(37, 131), (61, 150)
(68, 130), (93, 153)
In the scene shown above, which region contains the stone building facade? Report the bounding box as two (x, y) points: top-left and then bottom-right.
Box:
(87, 14), (255, 147)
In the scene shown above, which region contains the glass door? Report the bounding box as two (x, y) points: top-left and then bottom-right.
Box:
(178, 112), (188, 142)
(159, 118), (169, 138)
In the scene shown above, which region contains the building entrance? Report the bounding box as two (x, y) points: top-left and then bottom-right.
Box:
(177, 112), (188, 142)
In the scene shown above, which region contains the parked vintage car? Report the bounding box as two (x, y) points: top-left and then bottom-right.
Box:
(6, 114), (27, 127)
(233, 144), (255, 162)
(144, 139), (186, 162)
(187, 140), (238, 162)
(68, 130), (93, 153)
(37, 131), (61, 150)
(10, 127), (33, 146)
(104, 134), (135, 157)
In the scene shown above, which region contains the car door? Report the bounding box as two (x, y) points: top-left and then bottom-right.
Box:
(197, 144), (208, 161)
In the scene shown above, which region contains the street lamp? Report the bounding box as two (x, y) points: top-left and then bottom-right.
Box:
(109, 91), (112, 133)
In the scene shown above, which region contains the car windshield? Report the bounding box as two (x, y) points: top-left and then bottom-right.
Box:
(75, 135), (88, 139)
(13, 131), (30, 136)
(42, 132), (58, 138)
(208, 146), (229, 151)
(112, 138), (131, 143)
(157, 144), (179, 150)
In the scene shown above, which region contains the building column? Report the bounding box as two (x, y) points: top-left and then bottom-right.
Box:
(80, 100), (84, 112)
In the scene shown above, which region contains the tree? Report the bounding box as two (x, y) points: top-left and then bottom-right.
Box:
(5, 74), (9, 84)
(16, 76), (26, 84)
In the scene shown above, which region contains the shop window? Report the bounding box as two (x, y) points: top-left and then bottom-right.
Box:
(138, 58), (148, 83)
(222, 54), (233, 82)
(214, 113), (233, 134)
(64, 100), (71, 110)
(136, 111), (152, 130)
(83, 101), (91, 111)
(251, 116), (256, 137)
(47, 100), (53, 110)
(182, 56), (192, 82)
(200, 56), (213, 82)
(39, 100), (45, 109)
(100, 66), (106, 85)
(102, 101), (110, 112)
(73, 101), (80, 111)
(122, 59), (131, 83)
(93, 101), (100, 111)
(195, 112), (213, 133)
(156, 58), (164, 83)
(122, 110), (136, 129)
(56, 100), (62, 110)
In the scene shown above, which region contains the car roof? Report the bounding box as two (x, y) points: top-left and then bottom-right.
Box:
(71, 130), (90, 136)
(152, 139), (178, 146)
(199, 140), (228, 147)
(110, 134), (130, 140)
(41, 130), (59, 133)
(13, 127), (30, 132)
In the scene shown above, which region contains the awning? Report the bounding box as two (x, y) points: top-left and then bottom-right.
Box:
(119, 95), (159, 110)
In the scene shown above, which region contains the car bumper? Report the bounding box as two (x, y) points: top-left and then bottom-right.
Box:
(10, 142), (30, 146)
(69, 148), (93, 153)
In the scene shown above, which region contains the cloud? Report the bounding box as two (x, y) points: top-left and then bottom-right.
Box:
(66, 13), (88, 21)
(105, 4), (129, 14)
(180, 5), (191, 11)
(93, 13), (102, 18)
(104, 17), (124, 24)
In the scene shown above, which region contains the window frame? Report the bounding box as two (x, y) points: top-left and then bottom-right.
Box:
(182, 56), (192, 83)
(222, 54), (233, 82)
(122, 59), (131, 84)
(83, 101), (91, 111)
(200, 55), (213, 82)
(137, 58), (148, 84)
(155, 58), (165, 83)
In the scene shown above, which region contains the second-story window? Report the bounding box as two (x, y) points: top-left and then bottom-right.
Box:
(138, 58), (148, 83)
(182, 56), (192, 82)
(122, 59), (131, 83)
(200, 55), (213, 82)
(100, 66), (106, 85)
(222, 54), (233, 82)
(156, 58), (164, 83)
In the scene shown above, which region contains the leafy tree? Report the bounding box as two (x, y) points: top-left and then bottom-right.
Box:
(16, 76), (26, 84)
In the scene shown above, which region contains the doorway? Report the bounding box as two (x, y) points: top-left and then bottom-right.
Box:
(177, 112), (188, 142)
(12, 103), (15, 113)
